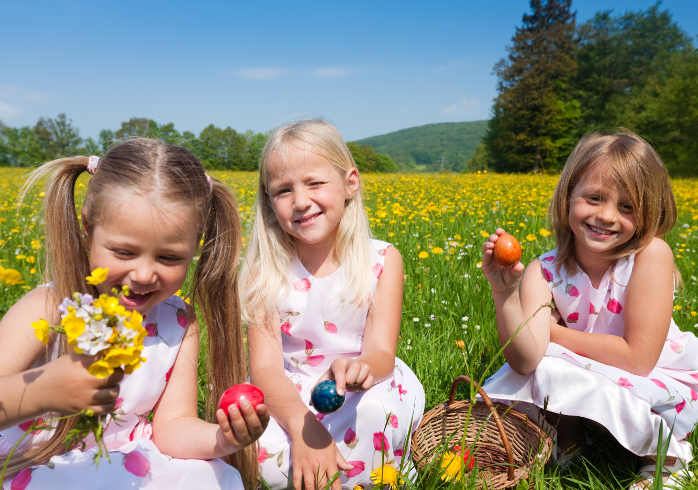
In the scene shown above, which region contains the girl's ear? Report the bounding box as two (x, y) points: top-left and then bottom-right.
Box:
(344, 167), (360, 200)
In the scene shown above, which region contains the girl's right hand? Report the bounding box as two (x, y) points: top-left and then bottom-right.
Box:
(40, 352), (123, 415)
(290, 413), (353, 490)
(482, 228), (525, 293)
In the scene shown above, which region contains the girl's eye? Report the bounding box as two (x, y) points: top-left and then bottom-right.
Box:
(113, 249), (133, 258)
(310, 181), (325, 187)
(619, 203), (634, 214)
(585, 195), (600, 203)
(159, 255), (183, 264)
(274, 188), (290, 197)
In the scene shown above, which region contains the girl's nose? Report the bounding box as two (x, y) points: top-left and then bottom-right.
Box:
(129, 259), (157, 285)
(597, 202), (617, 223)
(293, 188), (311, 210)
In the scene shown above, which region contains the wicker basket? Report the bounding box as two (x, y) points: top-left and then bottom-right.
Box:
(411, 375), (552, 488)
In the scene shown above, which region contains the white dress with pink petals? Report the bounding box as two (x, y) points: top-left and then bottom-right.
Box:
(257, 240), (425, 489)
(0, 295), (243, 490)
(483, 250), (698, 462)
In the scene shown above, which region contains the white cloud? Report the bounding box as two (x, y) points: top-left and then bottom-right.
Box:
(236, 67), (287, 80)
(312, 67), (350, 78)
(0, 100), (20, 119)
(441, 97), (480, 115)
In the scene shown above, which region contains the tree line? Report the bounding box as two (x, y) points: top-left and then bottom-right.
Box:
(476, 1), (697, 176)
(0, 116), (398, 173)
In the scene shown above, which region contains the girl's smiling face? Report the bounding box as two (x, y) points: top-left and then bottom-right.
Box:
(568, 160), (637, 263)
(265, 143), (359, 259)
(85, 189), (200, 315)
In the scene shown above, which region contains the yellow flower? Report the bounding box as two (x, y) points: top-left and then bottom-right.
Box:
(61, 309), (86, 344)
(431, 247), (444, 254)
(103, 346), (140, 368)
(370, 464), (404, 489)
(440, 451), (464, 482)
(418, 251), (429, 259)
(0, 268), (23, 285)
(526, 233), (537, 242)
(539, 228), (551, 237)
(88, 359), (113, 379)
(479, 230), (489, 238)
(455, 340), (465, 350)
(31, 239), (41, 249)
(86, 267), (109, 286)
(32, 319), (51, 344)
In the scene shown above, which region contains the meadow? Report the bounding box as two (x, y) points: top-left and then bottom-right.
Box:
(1, 167), (697, 488)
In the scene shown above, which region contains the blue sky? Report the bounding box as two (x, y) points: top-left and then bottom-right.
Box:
(2, 1), (696, 142)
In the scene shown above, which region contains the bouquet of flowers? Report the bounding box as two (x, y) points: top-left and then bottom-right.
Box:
(0, 267), (147, 485)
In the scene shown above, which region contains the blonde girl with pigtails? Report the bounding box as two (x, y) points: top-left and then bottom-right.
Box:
(241, 119), (425, 490)
(0, 138), (267, 489)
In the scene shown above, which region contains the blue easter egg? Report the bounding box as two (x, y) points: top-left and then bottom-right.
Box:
(311, 380), (345, 413)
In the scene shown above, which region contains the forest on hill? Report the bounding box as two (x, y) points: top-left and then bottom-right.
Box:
(353, 120), (488, 172)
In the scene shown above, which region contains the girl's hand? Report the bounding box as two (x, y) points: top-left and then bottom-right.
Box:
(327, 357), (374, 396)
(42, 352), (124, 415)
(215, 399), (269, 451)
(290, 414), (353, 490)
(482, 228), (525, 293)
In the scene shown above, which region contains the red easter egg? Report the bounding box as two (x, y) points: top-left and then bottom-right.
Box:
(218, 383), (265, 412)
(493, 233), (522, 266)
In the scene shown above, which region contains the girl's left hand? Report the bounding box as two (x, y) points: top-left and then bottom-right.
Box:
(327, 358), (374, 396)
(215, 399), (269, 451)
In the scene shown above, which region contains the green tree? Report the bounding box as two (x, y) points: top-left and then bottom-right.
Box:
(114, 118), (161, 140)
(485, 0), (581, 173)
(198, 124), (246, 169)
(32, 113), (83, 161)
(576, 3), (692, 131)
(624, 48), (698, 176)
(347, 142), (399, 172)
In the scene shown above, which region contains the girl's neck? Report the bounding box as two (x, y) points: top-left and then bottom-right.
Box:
(574, 248), (615, 288)
(296, 240), (340, 278)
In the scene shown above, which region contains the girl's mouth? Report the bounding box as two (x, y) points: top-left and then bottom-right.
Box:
(295, 212), (322, 226)
(585, 223), (616, 237)
(120, 290), (155, 309)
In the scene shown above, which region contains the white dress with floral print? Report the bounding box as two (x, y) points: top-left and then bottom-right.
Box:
(483, 250), (698, 462)
(0, 295), (243, 490)
(257, 240), (425, 489)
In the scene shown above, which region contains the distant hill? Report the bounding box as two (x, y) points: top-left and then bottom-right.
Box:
(353, 120), (488, 172)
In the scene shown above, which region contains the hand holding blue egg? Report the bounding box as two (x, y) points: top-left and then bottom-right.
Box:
(311, 379), (345, 413)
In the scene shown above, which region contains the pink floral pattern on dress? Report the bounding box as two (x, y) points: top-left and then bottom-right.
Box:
(258, 446), (269, 463)
(607, 299), (623, 314)
(618, 377), (633, 388)
(542, 268), (553, 282)
(176, 309), (187, 328)
(345, 461), (365, 477)
(344, 427), (356, 445)
(123, 450), (150, 477)
(10, 468), (32, 490)
(293, 278), (311, 292)
(372, 263), (383, 279)
(373, 432), (389, 452)
(145, 322), (158, 336)
(389, 414), (398, 428)
(566, 284), (579, 297)
(676, 400), (686, 413)
(18, 417), (45, 434)
(566, 312), (579, 323)
(304, 340), (314, 355)
(306, 355), (325, 366)
(324, 321), (337, 333)
(280, 322), (291, 336)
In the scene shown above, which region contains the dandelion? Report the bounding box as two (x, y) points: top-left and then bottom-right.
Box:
(539, 228), (551, 237)
(455, 340), (465, 350)
(440, 451), (464, 482)
(431, 247), (443, 254)
(370, 463), (404, 489)
(418, 251), (429, 259)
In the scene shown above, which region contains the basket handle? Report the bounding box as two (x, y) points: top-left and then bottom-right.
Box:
(448, 375), (515, 481)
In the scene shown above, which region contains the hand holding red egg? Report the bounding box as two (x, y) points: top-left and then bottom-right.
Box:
(216, 383), (269, 451)
(493, 232), (522, 267)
